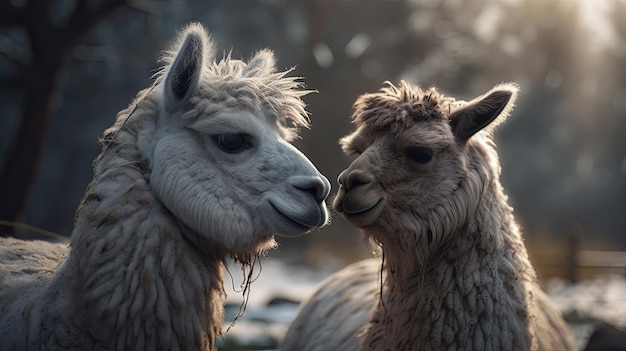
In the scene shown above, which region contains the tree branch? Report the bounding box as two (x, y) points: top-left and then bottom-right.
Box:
(62, 0), (129, 46)
(129, 0), (175, 15)
(0, 36), (28, 69)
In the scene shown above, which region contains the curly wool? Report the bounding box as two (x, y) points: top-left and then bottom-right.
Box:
(0, 95), (226, 350)
(360, 154), (537, 350)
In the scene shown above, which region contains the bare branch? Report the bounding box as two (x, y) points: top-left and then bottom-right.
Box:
(62, 0), (130, 45)
(129, 0), (175, 15)
(0, 35), (29, 68)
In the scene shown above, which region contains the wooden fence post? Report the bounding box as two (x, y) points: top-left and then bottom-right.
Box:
(568, 234), (579, 283)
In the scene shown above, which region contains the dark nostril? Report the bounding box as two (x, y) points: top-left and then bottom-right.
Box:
(338, 169), (373, 192)
(293, 175), (331, 202)
(337, 170), (347, 186)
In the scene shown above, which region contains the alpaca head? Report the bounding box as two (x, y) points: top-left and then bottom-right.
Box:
(334, 81), (518, 256)
(138, 23), (330, 256)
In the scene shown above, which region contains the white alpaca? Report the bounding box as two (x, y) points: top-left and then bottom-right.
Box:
(0, 23), (330, 351)
(282, 81), (576, 351)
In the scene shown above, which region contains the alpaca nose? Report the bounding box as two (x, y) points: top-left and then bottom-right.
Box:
(337, 169), (373, 192)
(291, 175), (331, 203)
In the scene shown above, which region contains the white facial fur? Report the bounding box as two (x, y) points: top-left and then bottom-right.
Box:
(140, 24), (330, 255)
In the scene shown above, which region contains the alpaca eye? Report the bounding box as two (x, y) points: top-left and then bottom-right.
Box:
(406, 147), (432, 164)
(216, 134), (249, 153)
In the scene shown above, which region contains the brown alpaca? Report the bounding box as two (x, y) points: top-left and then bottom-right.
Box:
(282, 81), (576, 351)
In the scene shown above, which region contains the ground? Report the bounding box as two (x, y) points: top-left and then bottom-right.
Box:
(220, 259), (626, 351)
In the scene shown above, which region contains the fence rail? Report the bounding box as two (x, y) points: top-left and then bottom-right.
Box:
(568, 235), (626, 283)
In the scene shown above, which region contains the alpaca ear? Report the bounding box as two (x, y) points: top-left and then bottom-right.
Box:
(449, 83), (519, 141)
(163, 26), (208, 111)
(242, 49), (276, 77)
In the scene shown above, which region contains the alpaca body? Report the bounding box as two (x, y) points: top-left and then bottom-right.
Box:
(282, 259), (378, 351)
(283, 81), (575, 351)
(1, 23), (330, 350)
(281, 259), (381, 351)
(1, 138), (224, 350)
(285, 256), (573, 351)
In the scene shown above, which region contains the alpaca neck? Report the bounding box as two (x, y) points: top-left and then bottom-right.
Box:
(361, 189), (537, 350)
(43, 108), (227, 350)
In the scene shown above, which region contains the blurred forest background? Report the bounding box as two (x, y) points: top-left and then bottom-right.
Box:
(1, 0), (626, 281)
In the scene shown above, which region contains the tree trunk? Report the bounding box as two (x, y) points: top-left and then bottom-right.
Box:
(0, 0), (129, 236)
(0, 59), (62, 236)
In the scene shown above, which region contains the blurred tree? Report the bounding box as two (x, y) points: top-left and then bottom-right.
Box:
(453, 0), (597, 239)
(0, 0), (129, 235)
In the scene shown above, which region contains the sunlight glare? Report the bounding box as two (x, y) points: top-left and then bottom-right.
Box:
(577, 0), (616, 51)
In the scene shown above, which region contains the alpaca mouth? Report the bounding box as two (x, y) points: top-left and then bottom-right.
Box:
(335, 193), (384, 227)
(268, 200), (326, 236)
(342, 198), (382, 215)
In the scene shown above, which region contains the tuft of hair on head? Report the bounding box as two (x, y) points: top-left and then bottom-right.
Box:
(347, 80), (457, 138)
(448, 82), (520, 142)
